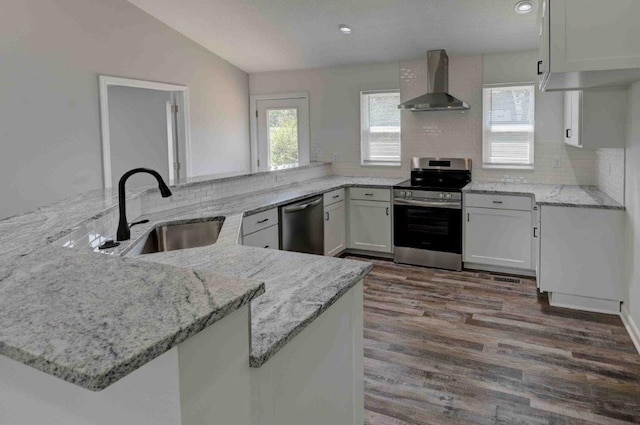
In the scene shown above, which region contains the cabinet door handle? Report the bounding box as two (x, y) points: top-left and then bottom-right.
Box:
(533, 227), (538, 238)
(386, 207), (390, 216)
(537, 60), (543, 75)
(467, 213), (470, 222)
(325, 212), (330, 221)
(566, 129), (572, 138)
(257, 218), (269, 224)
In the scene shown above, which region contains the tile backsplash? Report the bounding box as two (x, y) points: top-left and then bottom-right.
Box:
(54, 163), (331, 252)
(398, 54), (601, 186)
(595, 148), (625, 204)
(141, 163), (331, 215)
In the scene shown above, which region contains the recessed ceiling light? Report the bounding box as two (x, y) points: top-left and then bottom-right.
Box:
(339, 24), (352, 35)
(514, 0), (535, 14)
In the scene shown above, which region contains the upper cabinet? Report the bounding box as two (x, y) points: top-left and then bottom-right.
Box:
(538, 0), (640, 91)
(563, 88), (627, 148)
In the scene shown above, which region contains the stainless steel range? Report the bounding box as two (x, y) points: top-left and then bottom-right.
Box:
(393, 157), (472, 271)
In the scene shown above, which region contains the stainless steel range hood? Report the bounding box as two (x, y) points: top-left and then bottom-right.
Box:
(398, 50), (469, 111)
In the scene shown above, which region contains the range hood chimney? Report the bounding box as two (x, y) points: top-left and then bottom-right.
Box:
(398, 50), (469, 111)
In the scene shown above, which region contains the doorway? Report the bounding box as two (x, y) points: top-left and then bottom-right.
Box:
(250, 93), (310, 172)
(99, 76), (191, 189)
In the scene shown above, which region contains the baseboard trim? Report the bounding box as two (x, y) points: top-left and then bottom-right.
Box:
(620, 305), (640, 355)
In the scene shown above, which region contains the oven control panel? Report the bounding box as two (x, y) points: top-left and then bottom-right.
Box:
(394, 189), (461, 201)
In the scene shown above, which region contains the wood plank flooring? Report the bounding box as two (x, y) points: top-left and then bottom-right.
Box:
(345, 256), (640, 425)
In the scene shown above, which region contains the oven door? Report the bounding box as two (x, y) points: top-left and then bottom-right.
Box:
(393, 201), (462, 254)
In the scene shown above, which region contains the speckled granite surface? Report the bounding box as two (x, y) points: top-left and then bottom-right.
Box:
(118, 176), (403, 366)
(0, 175), (401, 390)
(462, 183), (624, 210)
(0, 247), (263, 391)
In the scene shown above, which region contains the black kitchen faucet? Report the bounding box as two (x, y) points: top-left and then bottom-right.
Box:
(116, 168), (172, 241)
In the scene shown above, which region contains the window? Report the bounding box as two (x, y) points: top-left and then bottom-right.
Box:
(267, 108), (298, 169)
(252, 94), (310, 172)
(482, 84), (535, 169)
(361, 90), (401, 166)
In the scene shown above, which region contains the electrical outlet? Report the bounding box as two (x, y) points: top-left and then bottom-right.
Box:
(552, 158), (562, 168)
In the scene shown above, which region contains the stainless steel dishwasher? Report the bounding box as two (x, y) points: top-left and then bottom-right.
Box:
(280, 195), (324, 255)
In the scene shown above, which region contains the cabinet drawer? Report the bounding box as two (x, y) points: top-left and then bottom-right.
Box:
(464, 193), (532, 211)
(349, 187), (390, 202)
(242, 208), (278, 236)
(323, 188), (345, 206)
(242, 224), (279, 250)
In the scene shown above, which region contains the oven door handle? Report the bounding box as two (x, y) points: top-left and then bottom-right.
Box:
(393, 198), (461, 209)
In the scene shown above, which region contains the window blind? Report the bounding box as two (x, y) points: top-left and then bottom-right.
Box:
(361, 91), (401, 165)
(482, 84), (535, 169)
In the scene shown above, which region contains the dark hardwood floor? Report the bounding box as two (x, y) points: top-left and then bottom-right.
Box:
(346, 256), (640, 425)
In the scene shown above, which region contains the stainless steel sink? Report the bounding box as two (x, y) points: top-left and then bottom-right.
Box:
(138, 217), (225, 254)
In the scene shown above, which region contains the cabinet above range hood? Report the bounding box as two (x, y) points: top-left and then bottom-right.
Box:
(398, 50), (469, 112)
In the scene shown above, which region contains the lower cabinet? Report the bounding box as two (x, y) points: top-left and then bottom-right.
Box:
(242, 224), (279, 250)
(539, 206), (624, 313)
(464, 207), (532, 270)
(463, 193), (534, 272)
(348, 199), (392, 253)
(324, 201), (346, 257)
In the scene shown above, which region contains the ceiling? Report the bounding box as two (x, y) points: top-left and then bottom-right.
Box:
(127, 0), (538, 74)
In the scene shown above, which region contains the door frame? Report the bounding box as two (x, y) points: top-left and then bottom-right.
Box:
(249, 92), (310, 173)
(98, 75), (192, 188)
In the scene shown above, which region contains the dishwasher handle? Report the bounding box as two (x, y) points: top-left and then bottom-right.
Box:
(283, 197), (322, 213)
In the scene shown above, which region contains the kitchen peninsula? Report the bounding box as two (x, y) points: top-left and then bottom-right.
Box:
(0, 164), (401, 425)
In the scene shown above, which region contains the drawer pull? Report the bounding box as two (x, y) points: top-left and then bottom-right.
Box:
(365, 193), (374, 196)
(257, 218), (269, 224)
(333, 194), (340, 199)
(492, 201), (503, 204)
(264, 245), (270, 248)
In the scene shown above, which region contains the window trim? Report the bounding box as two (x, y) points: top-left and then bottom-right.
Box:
(482, 82), (535, 171)
(249, 92), (310, 173)
(360, 89), (402, 167)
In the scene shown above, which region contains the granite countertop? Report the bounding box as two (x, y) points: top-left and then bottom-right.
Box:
(462, 182), (624, 210)
(0, 174), (402, 391)
(119, 176), (405, 367)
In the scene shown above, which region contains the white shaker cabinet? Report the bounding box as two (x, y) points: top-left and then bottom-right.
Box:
(242, 224), (279, 250)
(242, 208), (280, 250)
(463, 194), (534, 273)
(464, 208), (532, 271)
(324, 200), (346, 257)
(348, 188), (392, 254)
(564, 88), (627, 149)
(539, 206), (624, 314)
(539, 0), (640, 91)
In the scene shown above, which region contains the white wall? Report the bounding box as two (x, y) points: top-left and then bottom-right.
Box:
(249, 62), (400, 177)
(249, 51), (604, 184)
(480, 51), (599, 184)
(108, 86), (171, 189)
(624, 81), (640, 329)
(596, 148), (625, 204)
(397, 51), (597, 184)
(0, 0), (250, 220)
